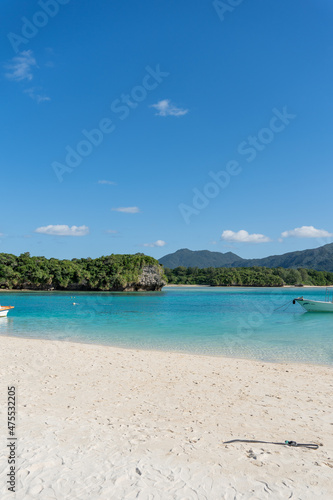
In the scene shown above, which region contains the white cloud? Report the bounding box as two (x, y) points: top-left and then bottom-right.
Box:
(143, 240), (166, 248)
(24, 87), (50, 103)
(35, 225), (89, 236)
(112, 207), (140, 213)
(0, 233), (4, 237)
(5, 50), (37, 82)
(150, 99), (189, 117)
(281, 225), (333, 238)
(98, 180), (116, 185)
(221, 230), (271, 243)
(105, 230), (119, 235)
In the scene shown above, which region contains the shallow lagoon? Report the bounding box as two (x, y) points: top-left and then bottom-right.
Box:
(0, 287), (332, 365)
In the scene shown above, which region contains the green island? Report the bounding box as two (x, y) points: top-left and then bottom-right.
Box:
(1, 252), (333, 291)
(0, 252), (166, 291)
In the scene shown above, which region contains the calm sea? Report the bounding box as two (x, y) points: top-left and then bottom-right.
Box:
(1, 287), (332, 365)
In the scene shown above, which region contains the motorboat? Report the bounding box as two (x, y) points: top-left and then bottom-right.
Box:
(293, 288), (333, 312)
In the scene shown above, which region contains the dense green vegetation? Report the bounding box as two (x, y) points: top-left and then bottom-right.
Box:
(164, 266), (333, 287)
(0, 252), (165, 291)
(2, 252), (333, 291)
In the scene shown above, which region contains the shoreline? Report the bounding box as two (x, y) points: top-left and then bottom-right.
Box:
(0, 335), (332, 498)
(1, 332), (332, 369)
(0, 284), (331, 293)
(164, 284), (330, 288)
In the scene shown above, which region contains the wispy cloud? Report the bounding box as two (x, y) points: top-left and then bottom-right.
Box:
(98, 180), (116, 185)
(5, 50), (37, 82)
(24, 87), (50, 103)
(35, 225), (89, 236)
(5, 50), (50, 103)
(143, 240), (166, 248)
(281, 226), (333, 239)
(0, 233), (5, 238)
(221, 230), (271, 243)
(112, 207), (140, 214)
(105, 230), (119, 235)
(150, 99), (189, 117)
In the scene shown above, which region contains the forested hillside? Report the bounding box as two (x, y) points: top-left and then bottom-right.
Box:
(159, 249), (244, 269)
(160, 243), (333, 271)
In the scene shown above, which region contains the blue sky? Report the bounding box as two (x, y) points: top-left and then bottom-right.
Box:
(1, 0), (333, 260)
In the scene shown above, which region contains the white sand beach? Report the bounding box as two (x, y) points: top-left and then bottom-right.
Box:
(0, 336), (332, 499)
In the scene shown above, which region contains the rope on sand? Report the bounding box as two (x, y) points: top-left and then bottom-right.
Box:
(223, 439), (320, 450)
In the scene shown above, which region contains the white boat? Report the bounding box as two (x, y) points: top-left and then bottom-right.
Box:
(293, 291), (333, 312)
(0, 306), (14, 317)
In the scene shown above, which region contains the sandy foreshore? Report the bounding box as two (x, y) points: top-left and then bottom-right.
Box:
(163, 284), (209, 287)
(0, 336), (332, 499)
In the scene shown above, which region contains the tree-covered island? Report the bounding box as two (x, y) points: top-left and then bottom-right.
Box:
(164, 266), (333, 287)
(0, 253), (166, 291)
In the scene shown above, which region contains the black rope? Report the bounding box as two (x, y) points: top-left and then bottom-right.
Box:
(274, 300), (294, 312)
(223, 439), (319, 450)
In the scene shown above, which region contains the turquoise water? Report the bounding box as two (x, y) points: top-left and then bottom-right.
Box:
(0, 287), (333, 365)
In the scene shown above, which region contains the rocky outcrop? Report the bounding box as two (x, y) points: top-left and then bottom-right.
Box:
(55, 265), (165, 291)
(126, 265), (166, 291)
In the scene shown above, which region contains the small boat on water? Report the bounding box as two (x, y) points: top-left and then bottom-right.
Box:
(293, 297), (333, 312)
(0, 306), (14, 317)
(293, 288), (333, 312)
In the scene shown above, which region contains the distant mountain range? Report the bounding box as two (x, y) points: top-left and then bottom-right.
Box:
(159, 243), (333, 272)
